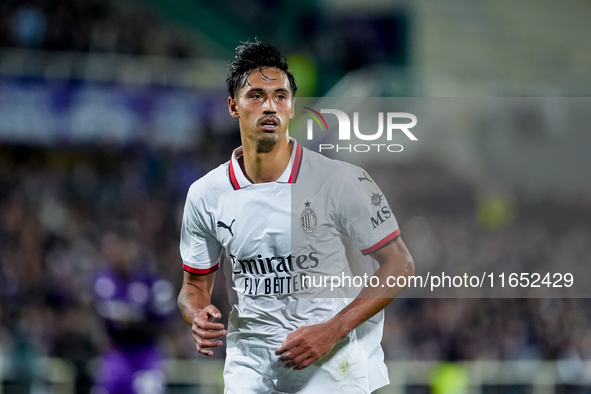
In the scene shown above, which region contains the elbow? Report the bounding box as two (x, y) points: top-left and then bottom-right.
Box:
(177, 288), (193, 325)
(177, 291), (184, 312)
(404, 255), (415, 278)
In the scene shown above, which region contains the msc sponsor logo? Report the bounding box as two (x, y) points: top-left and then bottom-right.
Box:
(370, 205), (393, 229)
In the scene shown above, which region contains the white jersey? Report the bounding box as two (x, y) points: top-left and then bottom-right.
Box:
(180, 138), (400, 393)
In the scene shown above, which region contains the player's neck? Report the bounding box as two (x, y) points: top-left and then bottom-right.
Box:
(240, 138), (292, 184)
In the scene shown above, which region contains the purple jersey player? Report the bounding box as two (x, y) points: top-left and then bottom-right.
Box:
(93, 225), (175, 394)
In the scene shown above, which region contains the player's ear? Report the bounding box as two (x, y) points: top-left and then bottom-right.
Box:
(228, 97), (239, 118)
(290, 97), (296, 119)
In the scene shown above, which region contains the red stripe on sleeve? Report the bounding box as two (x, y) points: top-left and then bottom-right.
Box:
(360, 229), (401, 255)
(183, 262), (219, 274)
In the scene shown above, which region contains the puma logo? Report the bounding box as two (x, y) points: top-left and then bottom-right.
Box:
(217, 219), (235, 237)
(358, 172), (372, 183)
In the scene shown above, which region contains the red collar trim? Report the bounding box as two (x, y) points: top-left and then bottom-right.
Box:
(228, 139), (303, 190)
(228, 157), (241, 190)
(288, 142), (303, 183)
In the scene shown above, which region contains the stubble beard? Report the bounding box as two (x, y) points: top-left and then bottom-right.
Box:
(254, 133), (280, 153)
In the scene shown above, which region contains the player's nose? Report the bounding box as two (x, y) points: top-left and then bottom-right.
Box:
(262, 97), (276, 113)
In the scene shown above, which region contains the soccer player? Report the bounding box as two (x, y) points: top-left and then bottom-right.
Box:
(178, 40), (414, 393)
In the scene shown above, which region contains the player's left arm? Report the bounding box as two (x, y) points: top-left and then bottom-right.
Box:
(276, 236), (414, 370)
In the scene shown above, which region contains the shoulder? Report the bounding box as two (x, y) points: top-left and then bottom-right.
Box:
(186, 161), (231, 203)
(300, 147), (365, 180)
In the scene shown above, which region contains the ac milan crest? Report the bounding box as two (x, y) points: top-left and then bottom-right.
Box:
(300, 201), (317, 234)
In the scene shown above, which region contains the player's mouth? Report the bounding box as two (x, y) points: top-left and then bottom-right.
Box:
(259, 117), (280, 132)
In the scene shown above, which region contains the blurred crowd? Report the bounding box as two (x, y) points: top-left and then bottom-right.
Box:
(0, 0), (198, 57)
(0, 0), (410, 96)
(0, 143), (225, 391)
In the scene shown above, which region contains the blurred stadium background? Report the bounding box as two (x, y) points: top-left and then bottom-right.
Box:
(1, 0), (591, 393)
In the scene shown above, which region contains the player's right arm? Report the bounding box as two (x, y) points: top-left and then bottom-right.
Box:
(179, 176), (227, 356)
(178, 270), (227, 356)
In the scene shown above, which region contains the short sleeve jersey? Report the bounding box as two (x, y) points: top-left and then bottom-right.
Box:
(180, 138), (400, 391)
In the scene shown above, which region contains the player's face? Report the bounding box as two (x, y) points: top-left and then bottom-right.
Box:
(228, 67), (294, 152)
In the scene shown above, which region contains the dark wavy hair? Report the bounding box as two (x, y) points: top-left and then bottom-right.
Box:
(226, 40), (297, 98)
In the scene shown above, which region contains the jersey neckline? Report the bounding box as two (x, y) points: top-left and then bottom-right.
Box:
(228, 137), (303, 190)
